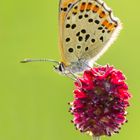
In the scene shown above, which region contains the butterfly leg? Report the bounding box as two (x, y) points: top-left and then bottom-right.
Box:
(94, 62), (102, 67)
(63, 72), (77, 81)
(65, 71), (82, 88)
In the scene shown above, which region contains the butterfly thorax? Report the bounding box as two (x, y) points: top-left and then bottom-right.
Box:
(66, 60), (90, 73)
(54, 60), (89, 75)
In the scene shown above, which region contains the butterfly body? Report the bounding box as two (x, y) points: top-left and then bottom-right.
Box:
(54, 60), (89, 75)
(58, 0), (122, 74)
(21, 0), (122, 77)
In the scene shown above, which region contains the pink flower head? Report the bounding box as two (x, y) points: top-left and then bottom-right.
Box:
(69, 65), (131, 137)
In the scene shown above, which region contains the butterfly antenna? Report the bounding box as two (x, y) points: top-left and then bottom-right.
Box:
(20, 58), (59, 64)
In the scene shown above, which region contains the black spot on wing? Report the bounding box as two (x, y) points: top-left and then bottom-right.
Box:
(68, 48), (74, 53)
(63, 7), (67, 11)
(77, 45), (81, 49)
(98, 27), (103, 30)
(66, 38), (70, 42)
(71, 24), (76, 29)
(78, 36), (83, 41)
(100, 36), (104, 42)
(68, 3), (72, 8)
(102, 30), (105, 33)
(81, 29), (86, 34)
(88, 18), (93, 23)
(72, 12), (77, 15)
(76, 32), (80, 36)
(85, 47), (89, 51)
(91, 38), (95, 43)
(79, 15), (83, 19)
(85, 34), (90, 41)
(66, 24), (70, 28)
(95, 20), (100, 24)
(74, 6), (78, 9)
(84, 14), (88, 18)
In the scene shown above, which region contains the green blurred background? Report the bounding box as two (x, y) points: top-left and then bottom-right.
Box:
(0, 0), (139, 140)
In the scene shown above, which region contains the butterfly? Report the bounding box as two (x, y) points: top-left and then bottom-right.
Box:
(21, 0), (122, 77)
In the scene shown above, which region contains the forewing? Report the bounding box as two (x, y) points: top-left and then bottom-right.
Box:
(62, 0), (122, 65)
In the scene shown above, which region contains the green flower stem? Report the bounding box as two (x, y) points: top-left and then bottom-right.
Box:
(92, 136), (101, 140)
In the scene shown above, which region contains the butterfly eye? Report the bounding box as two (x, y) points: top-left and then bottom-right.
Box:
(58, 65), (62, 72)
(59, 63), (65, 72)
